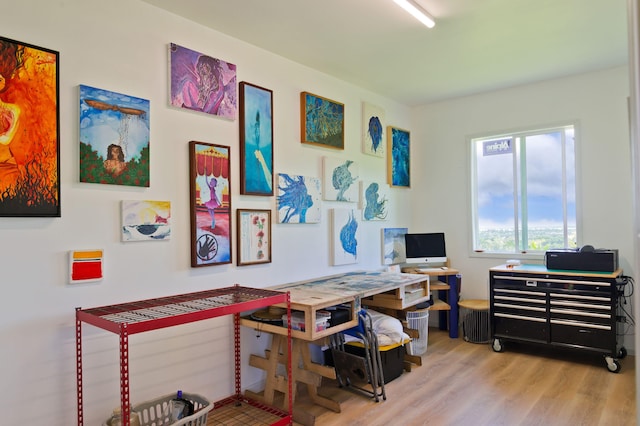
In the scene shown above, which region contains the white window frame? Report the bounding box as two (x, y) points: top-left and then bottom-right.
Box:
(468, 122), (580, 260)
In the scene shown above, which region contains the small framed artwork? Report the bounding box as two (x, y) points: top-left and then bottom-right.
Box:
(323, 156), (359, 202)
(189, 141), (232, 267)
(300, 92), (344, 149)
(387, 126), (410, 188)
(121, 200), (171, 242)
(362, 102), (386, 157)
(237, 209), (271, 266)
(0, 36), (60, 217)
(169, 43), (237, 120)
(330, 208), (360, 266)
(276, 173), (322, 224)
(69, 249), (104, 284)
(360, 180), (389, 221)
(382, 227), (408, 265)
(239, 82), (274, 195)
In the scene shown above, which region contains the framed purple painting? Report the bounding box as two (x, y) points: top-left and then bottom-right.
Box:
(170, 43), (237, 120)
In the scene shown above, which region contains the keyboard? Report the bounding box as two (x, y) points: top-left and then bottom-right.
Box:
(416, 267), (448, 273)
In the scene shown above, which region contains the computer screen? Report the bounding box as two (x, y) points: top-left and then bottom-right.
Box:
(404, 232), (447, 264)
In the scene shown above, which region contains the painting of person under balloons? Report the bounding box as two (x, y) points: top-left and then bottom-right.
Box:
(79, 84), (150, 187)
(0, 36), (60, 217)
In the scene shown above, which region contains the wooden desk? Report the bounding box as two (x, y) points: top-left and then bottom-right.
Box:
(241, 270), (430, 341)
(402, 267), (461, 338)
(240, 271), (429, 425)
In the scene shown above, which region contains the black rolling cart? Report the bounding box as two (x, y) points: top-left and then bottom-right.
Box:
(489, 264), (629, 372)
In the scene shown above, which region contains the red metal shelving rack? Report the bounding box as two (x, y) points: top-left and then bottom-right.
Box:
(76, 284), (292, 426)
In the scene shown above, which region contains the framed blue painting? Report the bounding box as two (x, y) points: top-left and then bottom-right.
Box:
(239, 82), (273, 195)
(301, 92), (344, 150)
(362, 102), (385, 157)
(276, 173), (321, 224)
(387, 126), (410, 188)
(382, 227), (408, 265)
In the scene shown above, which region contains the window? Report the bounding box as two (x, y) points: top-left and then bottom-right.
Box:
(470, 124), (577, 255)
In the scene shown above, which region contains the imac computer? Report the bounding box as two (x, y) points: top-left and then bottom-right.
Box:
(404, 232), (447, 265)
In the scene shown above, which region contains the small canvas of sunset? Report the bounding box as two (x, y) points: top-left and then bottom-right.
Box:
(121, 200), (171, 242)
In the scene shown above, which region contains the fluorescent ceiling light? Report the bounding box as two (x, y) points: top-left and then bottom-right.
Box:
(393, 0), (436, 28)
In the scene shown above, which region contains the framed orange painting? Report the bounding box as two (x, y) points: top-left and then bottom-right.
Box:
(0, 36), (60, 217)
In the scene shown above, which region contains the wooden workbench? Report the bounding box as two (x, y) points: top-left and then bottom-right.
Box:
(240, 270), (429, 425)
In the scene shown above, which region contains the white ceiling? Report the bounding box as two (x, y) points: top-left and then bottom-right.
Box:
(141, 0), (628, 106)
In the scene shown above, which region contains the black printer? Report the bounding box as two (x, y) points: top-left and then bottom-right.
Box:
(545, 246), (619, 272)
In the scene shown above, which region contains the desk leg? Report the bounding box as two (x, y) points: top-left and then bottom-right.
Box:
(448, 274), (459, 338)
(247, 335), (341, 416)
(437, 274), (460, 338)
(438, 289), (448, 332)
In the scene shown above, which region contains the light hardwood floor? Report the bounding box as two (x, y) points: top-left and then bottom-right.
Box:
(312, 328), (636, 426)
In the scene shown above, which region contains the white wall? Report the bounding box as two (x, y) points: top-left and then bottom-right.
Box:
(0, 1), (413, 424)
(411, 66), (636, 342)
(1, 1), (635, 425)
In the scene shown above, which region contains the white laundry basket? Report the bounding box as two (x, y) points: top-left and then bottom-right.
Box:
(406, 309), (429, 355)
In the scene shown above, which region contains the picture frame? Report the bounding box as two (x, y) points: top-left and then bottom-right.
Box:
(323, 156), (359, 202)
(330, 208), (360, 266)
(387, 126), (411, 188)
(276, 173), (322, 224)
(382, 227), (408, 265)
(69, 249), (104, 284)
(362, 102), (386, 157)
(0, 36), (60, 217)
(300, 92), (344, 149)
(239, 82), (274, 195)
(121, 200), (171, 242)
(169, 43), (237, 120)
(360, 180), (389, 221)
(80, 85), (150, 187)
(189, 141), (232, 267)
(237, 209), (272, 266)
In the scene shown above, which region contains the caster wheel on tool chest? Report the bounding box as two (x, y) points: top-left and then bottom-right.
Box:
(618, 347), (628, 359)
(492, 338), (504, 352)
(605, 356), (621, 373)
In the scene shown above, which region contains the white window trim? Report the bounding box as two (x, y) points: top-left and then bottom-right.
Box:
(466, 120), (583, 260)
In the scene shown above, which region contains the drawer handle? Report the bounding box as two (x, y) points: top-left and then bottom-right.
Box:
(549, 293), (610, 302)
(550, 301), (610, 310)
(550, 319), (611, 330)
(495, 289), (544, 296)
(495, 295), (546, 304)
(549, 308), (610, 319)
(495, 313), (547, 323)
(495, 303), (546, 312)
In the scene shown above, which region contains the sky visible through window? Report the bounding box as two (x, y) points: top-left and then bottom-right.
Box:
(474, 127), (576, 252)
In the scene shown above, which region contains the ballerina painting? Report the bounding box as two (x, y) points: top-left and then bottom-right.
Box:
(189, 141), (232, 267)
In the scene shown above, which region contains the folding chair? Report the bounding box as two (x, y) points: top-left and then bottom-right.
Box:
(329, 310), (386, 402)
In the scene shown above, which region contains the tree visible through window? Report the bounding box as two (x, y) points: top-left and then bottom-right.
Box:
(471, 125), (577, 254)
